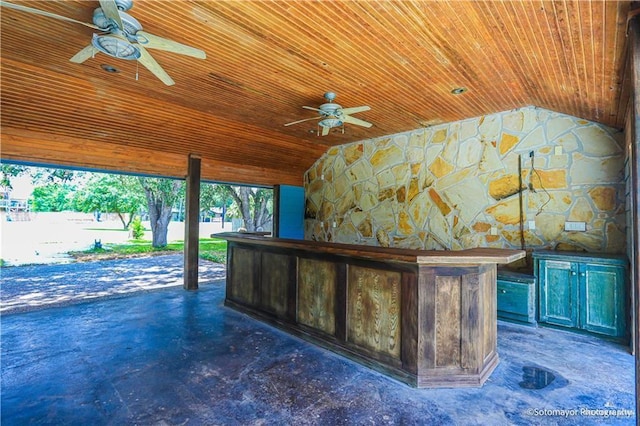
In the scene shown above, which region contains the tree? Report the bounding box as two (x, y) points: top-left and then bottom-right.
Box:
(200, 183), (232, 225)
(1, 164), (27, 189)
(1, 164), (77, 190)
(219, 185), (272, 232)
(75, 174), (145, 229)
(138, 177), (184, 247)
(31, 183), (77, 212)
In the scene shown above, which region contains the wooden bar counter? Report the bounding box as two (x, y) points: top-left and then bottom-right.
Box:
(215, 232), (525, 388)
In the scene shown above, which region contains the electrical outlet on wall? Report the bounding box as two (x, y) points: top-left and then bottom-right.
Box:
(490, 226), (498, 235)
(528, 221), (536, 230)
(564, 221), (586, 231)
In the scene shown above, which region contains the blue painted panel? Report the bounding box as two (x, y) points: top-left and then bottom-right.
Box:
(278, 185), (304, 239)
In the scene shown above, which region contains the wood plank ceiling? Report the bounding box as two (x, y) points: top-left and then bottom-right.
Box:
(0, 0), (633, 186)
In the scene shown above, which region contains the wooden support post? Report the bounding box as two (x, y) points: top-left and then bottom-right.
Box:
(628, 14), (640, 418)
(184, 154), (201, 290)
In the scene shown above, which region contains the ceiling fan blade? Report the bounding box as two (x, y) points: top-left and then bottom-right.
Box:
(284, 116), (321, 127)
(0, 1), (100, 29)
(98, 0), (123, 30)
(135, 31), (206, 59)
(321, 126), (330, 136)
(342, 114), (373, 128)
(341, 105), (371, 115)
(302, 106), (322, 112)
(69, 45), (96, 63)
(137, 45), (175, 86)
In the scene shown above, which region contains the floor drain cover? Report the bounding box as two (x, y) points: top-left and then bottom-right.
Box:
(519, 366), (555, 389)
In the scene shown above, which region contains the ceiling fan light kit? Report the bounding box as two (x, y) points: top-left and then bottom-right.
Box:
(0, 0), (206, 86)
(91, 33), (140, 60)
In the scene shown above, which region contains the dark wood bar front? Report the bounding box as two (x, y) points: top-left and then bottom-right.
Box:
(215, 233), (526, 388)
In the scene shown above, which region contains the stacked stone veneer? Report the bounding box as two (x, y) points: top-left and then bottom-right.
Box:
(304, 106), (626, 254)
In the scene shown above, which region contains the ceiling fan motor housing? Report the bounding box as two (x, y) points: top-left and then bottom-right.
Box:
(92, 8), (142, 39)
(114, 0), (134, 12)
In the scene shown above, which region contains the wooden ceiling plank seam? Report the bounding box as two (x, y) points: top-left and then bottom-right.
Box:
(250, 0), (504, 126)
(495, 0), (555, 109)
(5, 128), (300, 179)
(606, 0), (631, 126)
(306, 2), (443, 116)
(372, 1), (494, 116)
(0, 98), (309, 159)
(514, 0), (561, 110)
(294, 1), (449, 119)
(175, 2), (404, 133)
(386, 1), (493, 114)
(573, 1), (594, 121)
(272, 2), (462, 126)
(599, 0), (614, 123)
(342, 1), (473, 121)
(553, 0), (586, 118)
(1, 60), (323, 153)
(195, 1), (368, 101)
(534, 0), (578, 118)
(440, 1), (524, 108)
(435, 1), (525, 111)
(3, 130), (301, 186)
(588, 1), (605, 122)
(530, 0), (567, 110)
(473, 2), (544, 109)
(0, 101), (319, 169)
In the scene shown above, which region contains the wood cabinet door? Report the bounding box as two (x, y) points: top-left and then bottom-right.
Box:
(538, 260), (578, 327)
(580, 263), (626, 337)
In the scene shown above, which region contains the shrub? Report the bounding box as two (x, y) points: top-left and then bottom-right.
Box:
(130, 216), (145, 240)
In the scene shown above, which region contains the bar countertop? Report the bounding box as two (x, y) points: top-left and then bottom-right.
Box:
(213, 232), (526, 265)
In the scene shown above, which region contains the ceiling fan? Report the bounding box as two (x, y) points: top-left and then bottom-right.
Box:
(0, 0), (206, 86)
(285, 92), (372, 136)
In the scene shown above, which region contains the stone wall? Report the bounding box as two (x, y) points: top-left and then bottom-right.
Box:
(304, 106), (626, 255)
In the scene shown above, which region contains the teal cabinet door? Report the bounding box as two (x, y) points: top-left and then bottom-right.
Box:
(538, 260), (578, 328)
(580, 263), (626, 337)
(534, 250), (628, 342)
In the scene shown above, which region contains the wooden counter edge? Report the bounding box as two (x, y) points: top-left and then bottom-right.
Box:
(214, 232), (526, 265)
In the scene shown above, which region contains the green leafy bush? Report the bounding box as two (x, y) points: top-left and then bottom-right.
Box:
(130, 216), (145, 240)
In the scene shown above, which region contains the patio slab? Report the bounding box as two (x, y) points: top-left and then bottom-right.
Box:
(1, 273), (635, 425)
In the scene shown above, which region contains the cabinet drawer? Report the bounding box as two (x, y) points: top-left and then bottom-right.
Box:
(497, 276), (536, 325)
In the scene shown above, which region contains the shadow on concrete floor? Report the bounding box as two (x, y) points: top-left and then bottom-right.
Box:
(0, 254), (226, 314)
(1, 278), (636, 425)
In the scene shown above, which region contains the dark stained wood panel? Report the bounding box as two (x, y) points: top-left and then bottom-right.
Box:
(228, 247), (257, 305)
(260, 252), (292, 317)
(435, 276), (461, 368)
(0, 1), (633, 185)
(297, 258), (336, 335)
(347, 265), (401, 359)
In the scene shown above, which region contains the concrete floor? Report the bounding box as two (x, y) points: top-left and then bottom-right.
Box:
(1, 281), (636, 425)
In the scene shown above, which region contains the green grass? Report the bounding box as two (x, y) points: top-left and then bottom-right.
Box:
(69, 238), (227, 264)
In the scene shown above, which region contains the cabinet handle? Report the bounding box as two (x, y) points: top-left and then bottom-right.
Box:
(580, 272), (585, 277)
(571, 271), (577, 276)
(500, 290), (507, 294)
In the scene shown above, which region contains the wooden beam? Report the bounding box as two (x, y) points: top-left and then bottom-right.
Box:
(627, 14), (640, 419)
(184, 154), (201, 291)
(0, 128), (304, 186)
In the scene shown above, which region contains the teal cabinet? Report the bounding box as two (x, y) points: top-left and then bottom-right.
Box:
(496, 270), (536, 325)
(533, 251), (628, 340)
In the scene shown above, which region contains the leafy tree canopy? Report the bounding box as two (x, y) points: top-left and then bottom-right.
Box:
(31, 183), (77, 212)
(75, 174), (146, 229)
